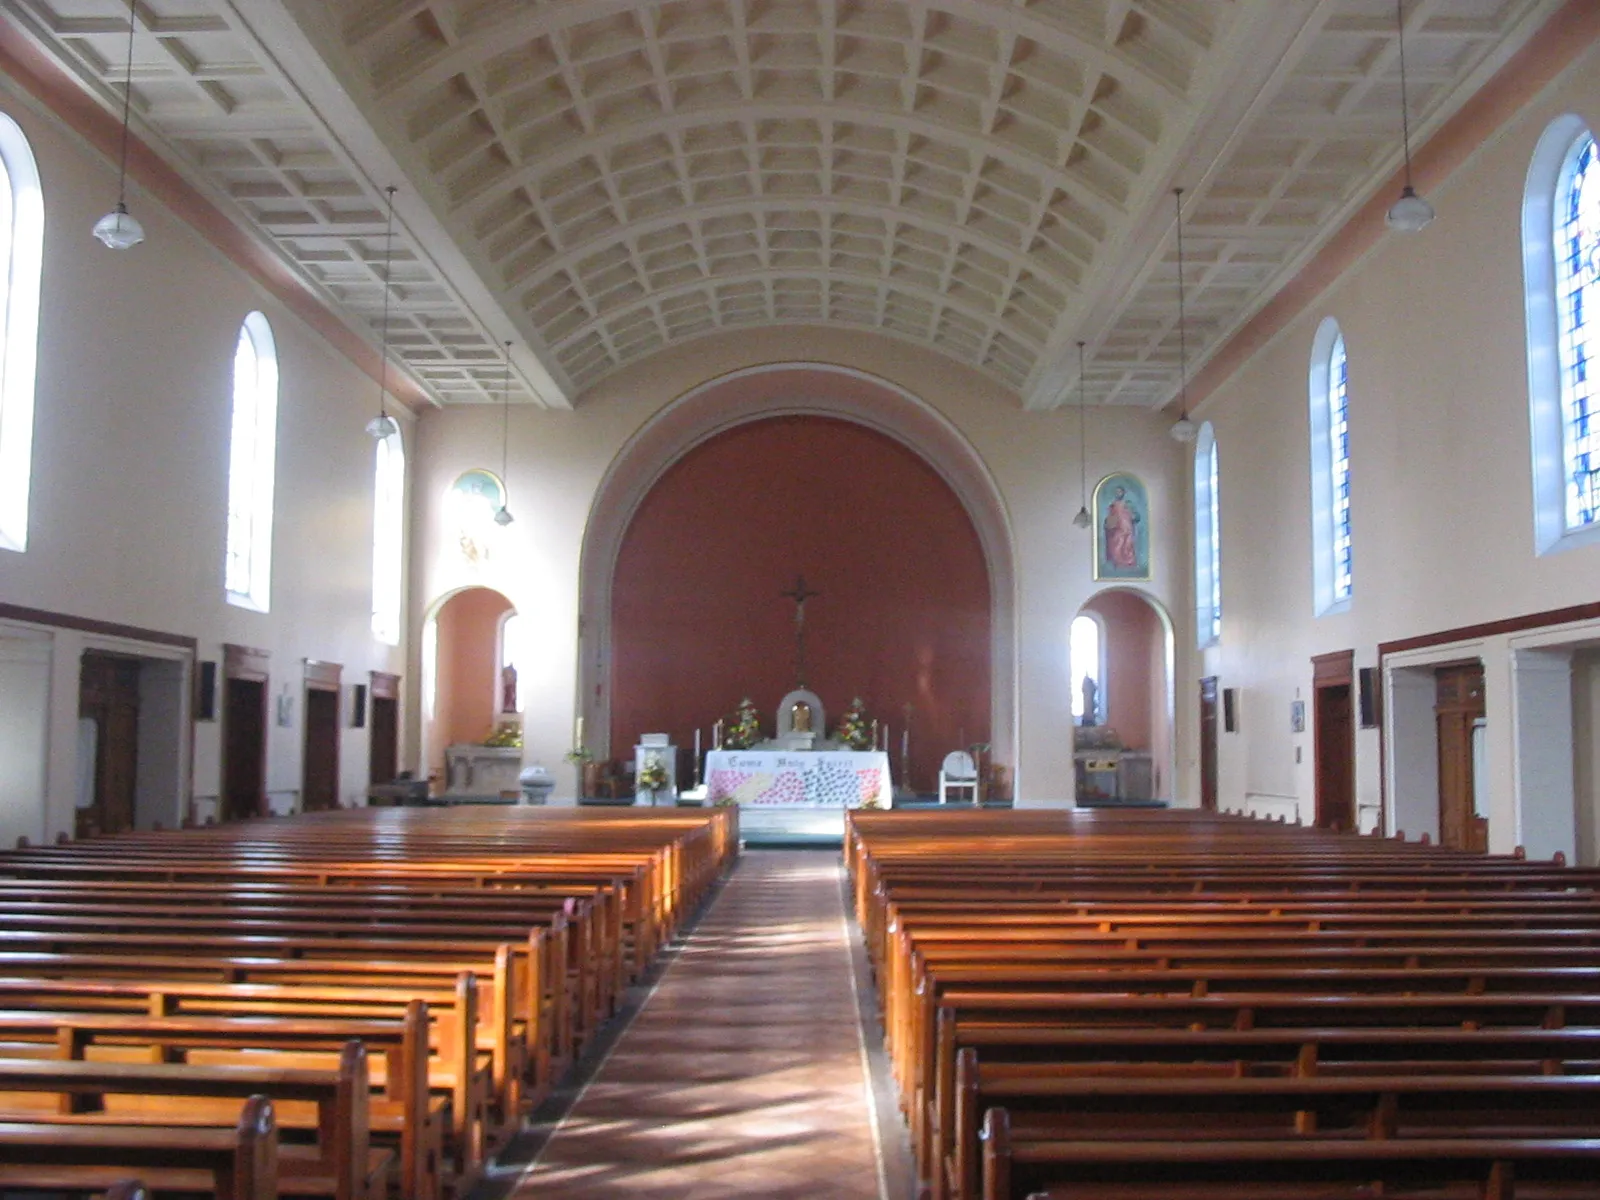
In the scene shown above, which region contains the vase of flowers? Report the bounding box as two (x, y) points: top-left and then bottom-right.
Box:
(564, 745), (596, 796)
(834, 697), (872, 750)
(723, 697), (762, 750)
(637, 751), (670, 805)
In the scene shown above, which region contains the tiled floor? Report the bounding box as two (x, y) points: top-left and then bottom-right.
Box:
(512, 851), (888, 1199)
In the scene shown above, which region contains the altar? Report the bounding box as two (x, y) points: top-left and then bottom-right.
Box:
(705, 749), (892, 808)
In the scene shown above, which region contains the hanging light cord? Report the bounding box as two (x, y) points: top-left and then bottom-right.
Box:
(500, 341), (512, 486)
(1396, 0), (1415, 185)
(1175, 187), (1188, 417)
(114, 0), (136, 204)
(376, 186), (397, 421)
(1076, 340), (1088, 504)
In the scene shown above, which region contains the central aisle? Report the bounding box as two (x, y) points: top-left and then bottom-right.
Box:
(514, 850), (889, 1199)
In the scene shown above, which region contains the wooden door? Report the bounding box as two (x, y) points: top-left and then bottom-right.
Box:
(1436, 663), (1488, 852)
(1315, 684), (1355, 831)
(369, 671), (400, 785)
(1313, 650), (1356, 833)
(77, 652), (141, 838)
(1199, 676), (1219, 811)
(302, 688), (340, 811)
(221, 678), (267, 822)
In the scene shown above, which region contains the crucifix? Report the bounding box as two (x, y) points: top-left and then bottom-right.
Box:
(780, 573), (820, 688)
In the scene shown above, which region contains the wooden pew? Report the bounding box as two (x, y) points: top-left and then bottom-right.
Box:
(0, 1092), (277, 1200)
(0, 1044), (384, 1200)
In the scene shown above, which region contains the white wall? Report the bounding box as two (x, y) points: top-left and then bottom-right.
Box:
(408, 328), (1190, 803)
(1190, 38), (1600, 841)
(0, 627), (51, 847)
(0, 77), (409, 836)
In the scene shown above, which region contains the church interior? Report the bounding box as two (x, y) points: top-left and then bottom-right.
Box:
(2, 0), (1600, 1195)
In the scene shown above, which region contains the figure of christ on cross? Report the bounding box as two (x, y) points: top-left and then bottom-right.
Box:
(781, 574), (820, 689)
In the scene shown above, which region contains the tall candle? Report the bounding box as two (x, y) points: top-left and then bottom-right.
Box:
(694, 728), (701, 758)
(575, 715), (584, 749)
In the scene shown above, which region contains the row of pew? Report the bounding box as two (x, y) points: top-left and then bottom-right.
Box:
(0, 804), (739, 1200)
(846, 807), (1600, 1200)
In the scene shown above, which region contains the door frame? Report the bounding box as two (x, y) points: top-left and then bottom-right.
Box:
(1199, 676), (1219, 812)
(221, 643), (270, 822)
(302, 659), (342, 813)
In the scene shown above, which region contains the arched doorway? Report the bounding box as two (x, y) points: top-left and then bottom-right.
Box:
(420, 586), (519, 787)
(609, 414), (991, 794)
(576, 363), (1019, 795)
(1071, 588), (1176, 804)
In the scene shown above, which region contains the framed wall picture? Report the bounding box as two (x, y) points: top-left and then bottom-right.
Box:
(1290, 699), (1306, 733)
(1092, 472), (1151, 581)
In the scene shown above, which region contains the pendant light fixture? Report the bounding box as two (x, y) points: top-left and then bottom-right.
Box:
(365, 186), (401, 440)
(91, 0), (144, 249)
(1072, 340), (1092, 529)
(493, 341), (514, 527)
(1169, 187), (1198, 443)
(1385, 0), (1435, 233)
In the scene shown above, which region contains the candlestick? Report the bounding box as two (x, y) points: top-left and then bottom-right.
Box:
(575, 715), (584, 749)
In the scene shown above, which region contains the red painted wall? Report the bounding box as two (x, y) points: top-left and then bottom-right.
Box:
(433, 586), (512, 769)
(610, 415), (991, 793)
(1082, 590), (1161, 752)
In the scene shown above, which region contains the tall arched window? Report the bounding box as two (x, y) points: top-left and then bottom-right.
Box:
(1195, 422), (1221, 647)
(1525, 116), (1600, 554)
(371, 430), (405, 644)
(1309, 317), (1353, 614)
(0, 113), (43, 554)
(1069, 612), (1105, 724)
(224, 313), (279, 611)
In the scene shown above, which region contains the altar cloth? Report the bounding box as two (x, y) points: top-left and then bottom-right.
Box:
(705, 749), (891, 808)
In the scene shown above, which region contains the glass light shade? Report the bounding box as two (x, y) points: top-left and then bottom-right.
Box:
(1170, 414), (1198, 443)
(365, 412), (399, 440)
(92, 202), (144, 249)
(493, 506), (514, 526)
(1072, 505), (1092, 529)
(1386, 185), (1435, 233)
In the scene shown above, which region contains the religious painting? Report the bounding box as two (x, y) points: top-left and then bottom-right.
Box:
(1092, 472), (1151, 581)
(448, 469), (506, 566)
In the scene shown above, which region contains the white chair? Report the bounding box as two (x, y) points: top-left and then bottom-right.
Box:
(937, 750), (978, 804)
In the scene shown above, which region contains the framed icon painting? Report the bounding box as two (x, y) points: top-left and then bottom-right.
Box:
(1093, 472), (1151, 581)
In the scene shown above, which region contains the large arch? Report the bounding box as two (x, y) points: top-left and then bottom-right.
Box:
(577, 362), (1020, 790)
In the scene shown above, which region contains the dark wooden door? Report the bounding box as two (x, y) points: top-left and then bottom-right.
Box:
(1199, 676), (1219, 812)
(221, 678), (267, 822)
(78, 652), (141, 838)
(1436, 663), (1488, 852)
(302, 687), (340, 812)
(1315, 683), (1355, 832)
(370, 695), (398, 784)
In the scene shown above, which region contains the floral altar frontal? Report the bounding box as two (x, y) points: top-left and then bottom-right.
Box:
(705, 749), (891, 808)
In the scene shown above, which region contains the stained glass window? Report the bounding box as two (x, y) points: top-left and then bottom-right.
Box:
(1559, 133), (1599, 529)
(1195, 423), (1221, 647)
(1329, 334), (1353, 600)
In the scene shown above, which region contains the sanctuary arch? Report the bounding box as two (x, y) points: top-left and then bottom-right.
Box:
(1072, 587), (1176, 806)
(577, 363), (1018, 792)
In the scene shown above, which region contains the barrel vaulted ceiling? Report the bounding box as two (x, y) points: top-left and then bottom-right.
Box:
(1, 0), (1567, 409)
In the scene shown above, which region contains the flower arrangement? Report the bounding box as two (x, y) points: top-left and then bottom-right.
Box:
(834, 696), (872, 750)
(563, 745), (594, 765)
(482, 723), (522, 748)
(723, 697), (762, 750)
(637, 751), (670, 797)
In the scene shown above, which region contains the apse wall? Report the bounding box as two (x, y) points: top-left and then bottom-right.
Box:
(1188, 38), (1600, 844)
(609, 415), (991, 793)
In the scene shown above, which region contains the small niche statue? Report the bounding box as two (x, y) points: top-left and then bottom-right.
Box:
(1080, 675), (1099, 726)
(791, 700), (813, 733)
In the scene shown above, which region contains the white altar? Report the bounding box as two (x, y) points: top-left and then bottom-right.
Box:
(443, 744), (522, 798)
(706, 749), (892, 807)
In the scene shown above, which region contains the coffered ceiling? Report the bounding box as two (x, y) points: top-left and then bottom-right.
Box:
(0, 0), (1568, 409)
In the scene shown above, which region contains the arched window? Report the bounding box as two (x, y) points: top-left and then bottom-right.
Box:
(499, 610), (526, 714)
(1070, 612), (1105, 724)
(224, 312), (279, 611)
(370, 430), (405, 645)
(1195, 422), (1221, 648)
(0, 113), (43, 554)
(1309, 317), (1353, 614)
(1525, 116), (1600, 554)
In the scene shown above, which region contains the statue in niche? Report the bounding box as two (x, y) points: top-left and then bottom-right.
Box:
(791, 700), (813, 733)
(501, 664), (519, 715)
(1080, 676), (1099, 726)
